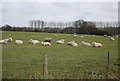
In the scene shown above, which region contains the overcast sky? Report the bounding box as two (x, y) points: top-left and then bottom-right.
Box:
(1, 2), (118, 27)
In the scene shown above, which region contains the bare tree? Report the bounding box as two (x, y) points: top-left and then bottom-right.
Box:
(37, 20), (40, 31)
(41, 21), (44, 32)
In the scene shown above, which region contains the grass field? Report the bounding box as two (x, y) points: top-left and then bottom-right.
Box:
(1, 31), (119, 79)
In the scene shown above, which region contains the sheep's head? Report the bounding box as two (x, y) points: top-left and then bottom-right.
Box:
(92, 42), (96, 45)
(4, 40), (8, 43)
(29, 39), (33, 43)
(8, 38), (12, 42)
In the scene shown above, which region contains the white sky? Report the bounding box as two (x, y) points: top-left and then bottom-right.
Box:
(0, 0), (119, 27)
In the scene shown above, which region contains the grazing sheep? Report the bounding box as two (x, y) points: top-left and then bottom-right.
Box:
(81, 41), (91, 46)
(92, 42), (102, 47)
(92, 35), (95, 37)
(74, 35), (78, 37)
(110, 37), (115, 41)
(44, 38), (52, 42)
(68, 41), (77, 47)
(15, 40), (23, 44)
(80, 36), (84, 38)
(4, 37), (12, 42)
(29, 39), (40, 44)
(41, 42), (51, 46)
(0, 40), (7, 44)
(29, 39), (33, 44)
(70, 42), (78, 47)
(56, 39), (64, 44)
(67, 34), (70, 37)
(104, 35), (107, 37)
(68, 41), (75, 45)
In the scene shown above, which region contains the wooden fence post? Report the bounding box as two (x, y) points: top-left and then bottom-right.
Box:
(43, 53), (48, 79)
(106, 51), (110, 79)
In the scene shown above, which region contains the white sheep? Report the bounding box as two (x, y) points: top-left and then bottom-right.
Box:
(80, 36), (84, 38)
(44, 38), (52, 42)
(104, 35), (107, 37)
(68, 41), (77, 47)
(29, 39), (33, 44)
(41, 42), (51, 46)
(56, 39), (64, 44)
(74, 35), (78, 37)
(15, 40), (23, 44)
(68, 41), (75, 45)
(8, 37), (12, 42)
(4, 37), (12, 42)
(92, 35), (95, 37)
(92, 42), (102, 47)
(70, 42), (78, 47)
(81, 41), (91, 46)
(110, 37), (115, 41)
(0, 40), (7, 44)
(67, 34), (70, 37)
(29, 39), (40, 44)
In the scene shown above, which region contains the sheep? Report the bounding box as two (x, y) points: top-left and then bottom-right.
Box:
(68, 41), (77, 47)
(0, 40), (7, 44)
(56, 39), (64, 44)
(81, 41), (91, 46)
(74, 35), (78, 37)
(67, 34), (70, 37)
(70, 42), (78, 47)
(104, 35), (107, 37)
(15, 40), (23, 44)
(68, 41), (75, 45)
(4, 39), (9, 43)
(92, 35), (95, 37)
(80, 36), (84, 38)
(8, 37), (12, 42)
(44, 37), (52, 42)
(4, 37), (12, 42)
(41, 42), (51, 46)
(92, 42), (102, 47)
(29, 39), (33, 44)
(110, 37), (115, 41)
(29, 39), (40, 44)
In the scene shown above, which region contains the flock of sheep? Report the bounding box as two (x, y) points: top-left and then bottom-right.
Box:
(0, 34), (116, 47)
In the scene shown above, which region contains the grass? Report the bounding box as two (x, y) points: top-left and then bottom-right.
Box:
(1, 31), (119, 79)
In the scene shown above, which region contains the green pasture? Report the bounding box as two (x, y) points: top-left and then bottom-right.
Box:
(1, 31), (119, 79)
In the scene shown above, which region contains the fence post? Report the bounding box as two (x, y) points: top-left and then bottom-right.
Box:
(43, 53), (48, 79)
(106, 51), (110, 79)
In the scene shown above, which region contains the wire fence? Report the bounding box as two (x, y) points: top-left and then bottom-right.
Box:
(2, 52), (119, 79)
(43, 52), (119, 79)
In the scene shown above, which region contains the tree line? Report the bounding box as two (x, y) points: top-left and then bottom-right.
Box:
(1, 19), (119, 36)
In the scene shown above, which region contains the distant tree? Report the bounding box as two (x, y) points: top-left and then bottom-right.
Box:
(41, 21), (44, 32)
(73, 20), (97, 34)
(2, 24), (12, 31)
(37, 20), (40, 31)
